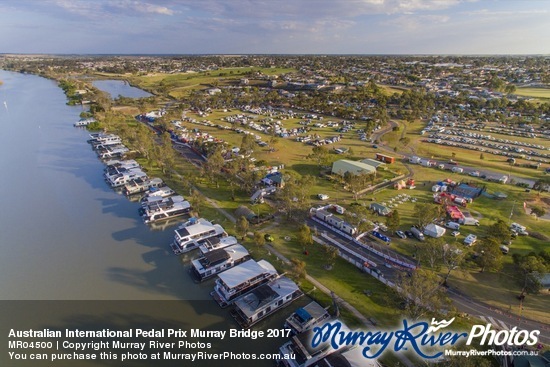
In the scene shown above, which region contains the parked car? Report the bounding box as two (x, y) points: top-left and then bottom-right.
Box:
(469, 171), (480, 177)
(317, 194), (329, 200)
(405, 230), (414, 238)
(451, 231), (460, 237)
(395, 230), (407, 239)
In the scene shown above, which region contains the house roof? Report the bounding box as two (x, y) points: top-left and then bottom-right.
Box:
(332, 159), (376, 176)
(360, 158), (386, 169)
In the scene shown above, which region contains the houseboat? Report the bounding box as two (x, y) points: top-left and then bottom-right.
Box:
(284, 301), (331, 335)
(276, 320), (361, 367)
(141, 185), (175, 199)
(104, 160), (140, 177)
(142, 196), (191, 224)
(171, 218), (226, 254)
(198, 236), (239, 255)
(190, 244), (250, 282)
(106, 168), (147, 188)
(98, 145), (129, 159)
(123, 177), (164, 196)
(211, 259), (278, 308)
(230, 276), (303, 328)
(88, 133), (121, 146)
(74, 118), (96, 127)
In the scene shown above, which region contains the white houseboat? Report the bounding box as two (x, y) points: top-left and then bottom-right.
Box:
(141, 185), (175, 200)
(104, 160), (140, 177)
(198, 236), (239, 255)
(230, 276), (303, 328)
(211, 259), (278, 308)
(106, 168), (147, 188)
(171, 218), (226, 254)
(123, 177), (164, 196)
(190, 244), (251, 282)
(141, 196), (191, 224)
(88, 133), (121, 146)
(98, 145), (129, 159)
(284, 301), (331, 335)
(74, 118), (96, 127)
(276, 320), (381, 367)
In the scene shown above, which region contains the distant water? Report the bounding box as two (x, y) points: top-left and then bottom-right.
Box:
(0, 71), (301, 366)
(0, 70), (198, 300)
(92, 79), (152, 99)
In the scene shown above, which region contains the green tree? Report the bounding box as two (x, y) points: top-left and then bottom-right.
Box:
(417, 237), (444, 270)
(298, 224), (313, 251)
(385, 209), (400, 232)
(395, 269), (451, 320)
(240, 134), (256, 156)
(485, 219), (511, 244)
(530, 206), (546, 218)
(323, 244), (339, 269)
(513, 254), (549, 298)
(307, 145), (329, 167)
(414, 203), (440, 229)
(533, 176), (550, 193)
(254, 231), (266, 249)
(235, 216), (250, 241)
(475, 238), (503, 273)
(188, 189), (203, 217)
(290, 258), (307, 279)
(204, 146), (225, 187)
(441, 243), (465, 286)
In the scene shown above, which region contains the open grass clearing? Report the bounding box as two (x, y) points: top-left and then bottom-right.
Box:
(515, 87), (550, 100)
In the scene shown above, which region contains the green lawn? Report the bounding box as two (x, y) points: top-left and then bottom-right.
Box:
(515, 87), (550, 100)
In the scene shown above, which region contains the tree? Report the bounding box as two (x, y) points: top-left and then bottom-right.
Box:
(475, 238), (503, 273)
(203, 146), (225, 187)
(254, 231), (266, 249)
(441, 243), (465, 286)
(307, 145), (329, 167)
(417, 237), (444, 270)
(394, 269), (451, 320)
(530, 206), (546, 218)
(298, 224), (313, 251)
(513, 254), (548, 298)
(485, 219), (511, 244)
(344, 172), (369, 201)
(240, 134), (256, 156)
(533, 176), (550, 193)
(290, 258), (307, 279)
(385, 209), (400, 232)
(323, 244), (339, 269)
(235, 216), (250, 241)
(188, 189), (203, 216)
(414, 203), (440, 229)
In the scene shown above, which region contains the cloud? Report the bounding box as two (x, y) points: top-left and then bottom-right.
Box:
(109, 1), (175, 16)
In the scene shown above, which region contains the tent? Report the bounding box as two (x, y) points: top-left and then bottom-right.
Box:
(423, 223), (446, 238)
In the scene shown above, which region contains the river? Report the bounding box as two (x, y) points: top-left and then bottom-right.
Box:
(0, 70), (297, 367)
(92, 80), (153, 99)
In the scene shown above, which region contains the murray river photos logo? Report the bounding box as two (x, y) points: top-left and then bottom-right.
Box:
(311, 318), (540, 359)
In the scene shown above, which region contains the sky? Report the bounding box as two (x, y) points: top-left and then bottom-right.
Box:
(0, 0), (549, 55)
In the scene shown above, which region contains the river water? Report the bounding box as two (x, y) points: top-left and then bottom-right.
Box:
(0, 70), (300, 366)
(92, 80), (153, 99)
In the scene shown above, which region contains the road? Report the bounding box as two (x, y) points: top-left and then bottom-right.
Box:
(312, 221), (550, 345)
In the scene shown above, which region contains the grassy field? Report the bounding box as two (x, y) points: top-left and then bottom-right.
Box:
(364, 165), (550, 321)
(515, 87), (550, 100)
